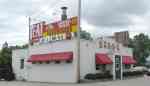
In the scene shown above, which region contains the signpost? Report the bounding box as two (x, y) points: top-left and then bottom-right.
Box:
(77, 0), (81, 82)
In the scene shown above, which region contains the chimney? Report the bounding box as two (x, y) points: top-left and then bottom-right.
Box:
(61, 6), (67, 21)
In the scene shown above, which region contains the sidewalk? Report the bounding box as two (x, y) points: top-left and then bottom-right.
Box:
(0, 76), (149, 86)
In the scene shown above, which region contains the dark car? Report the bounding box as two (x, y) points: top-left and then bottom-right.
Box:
(146, 69), (150, 76)
(0, 64), (15, 81)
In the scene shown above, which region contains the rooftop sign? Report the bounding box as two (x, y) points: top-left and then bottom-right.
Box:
(30, 16), (78, 45)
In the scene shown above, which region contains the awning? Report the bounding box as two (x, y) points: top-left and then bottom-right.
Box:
(96, 53), (112, 64)
(122, 56), (136, 64)
(27, 51), (73, 62)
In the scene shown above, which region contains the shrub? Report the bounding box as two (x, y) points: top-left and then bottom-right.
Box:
(95, 73), (112, 79)
(123, 71), (144, 77)
(84, 73), (96, 80)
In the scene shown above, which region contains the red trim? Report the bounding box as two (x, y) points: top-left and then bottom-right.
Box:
(96, 53), (112, 64)
(27, 52), (73, 62)
(122, 56), (136, 64)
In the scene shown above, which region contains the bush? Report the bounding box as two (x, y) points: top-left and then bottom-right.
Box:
(95, 72), (112, 79)
(85, 72), (113, 80)
(84, 73), (96, 80)
(123, 71), (144, 77)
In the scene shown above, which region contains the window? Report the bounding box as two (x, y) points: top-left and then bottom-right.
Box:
(55, 61), (61, 64)
(101, 64), (106, 71)
(32, 62), (36, 64)
(99, 41), (102, 48)
(124, 64), (131, 69)
(66, 60), (72, 63)
(104, 41), (107, 48)
(46, 61), (50, 64)
(117, 44), (120, 51)
(20, 59), (24, 69)
(96, 64), (100, 70)
(96, 64), (106, 71)
(108, 43), (111, 48)
(116, 64), (120, 68)
(112, 44), (115, 50)
(39, 61), (43, 64)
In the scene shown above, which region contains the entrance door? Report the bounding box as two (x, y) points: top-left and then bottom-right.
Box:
(114, 55), (122, 80)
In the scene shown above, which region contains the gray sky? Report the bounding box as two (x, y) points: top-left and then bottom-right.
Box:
(0, 0), (150, 47)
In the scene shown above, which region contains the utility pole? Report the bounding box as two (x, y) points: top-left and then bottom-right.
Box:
(29, 17), (31, 43)
(28, 17), (31, 45)
(76, 0), (81, 83)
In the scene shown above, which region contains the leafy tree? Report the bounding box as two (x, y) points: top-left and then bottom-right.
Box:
(0, 47), (12, 65)
(9, 44), (28, 50)
(0, 43), (28, 65)
(80, 30), (93, 40)
(130, 33), (150, 65)
(22, 44), (28, 48)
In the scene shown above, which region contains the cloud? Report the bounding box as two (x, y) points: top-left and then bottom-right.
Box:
(0, 0), (32, 47)
(82, 0), (149, 27)
(0, 0), (150, 47)
(0, 0), (78, 47)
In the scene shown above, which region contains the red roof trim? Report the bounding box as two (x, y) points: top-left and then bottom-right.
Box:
(122, 56), (136, 64)
(96, 53), (112, 64)
(27, 51), (73, 62)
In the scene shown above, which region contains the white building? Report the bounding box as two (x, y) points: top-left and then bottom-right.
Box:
(95, 37), (136, 72)
(12, 37), (136, 83)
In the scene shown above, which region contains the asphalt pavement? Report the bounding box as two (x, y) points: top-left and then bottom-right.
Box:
(0, 76), (149, 86)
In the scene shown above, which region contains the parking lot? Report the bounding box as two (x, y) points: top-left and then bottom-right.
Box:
(0, 76), (150, 86)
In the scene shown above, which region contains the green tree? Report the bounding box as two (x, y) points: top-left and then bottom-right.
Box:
(0, 43), (28, 65)
(80, 30), (92, 40)
(9, 44), (28, 50)
(130, 33), (150, 65)
(0, 47), (12, 65)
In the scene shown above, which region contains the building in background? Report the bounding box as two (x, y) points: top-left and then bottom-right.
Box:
(95, 36), (136, 74)
(114, 31), (129, 46)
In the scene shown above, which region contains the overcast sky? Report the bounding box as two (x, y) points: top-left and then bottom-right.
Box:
(0, 0), (150, 47)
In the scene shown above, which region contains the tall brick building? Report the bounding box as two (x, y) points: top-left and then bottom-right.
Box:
(114, 31), (129, 46)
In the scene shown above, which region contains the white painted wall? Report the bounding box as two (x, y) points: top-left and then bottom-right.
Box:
(12, 37), (134, 83)
(12, 39), (100, 82)
(120, 47), (133, 56)
(80, 40), (96, 79)
(12, 49), (28, 80)
(27, 39), (78, 83)
(27, 63), (76, 83)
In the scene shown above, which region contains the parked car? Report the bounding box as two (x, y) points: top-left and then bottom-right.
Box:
(0, 64), (15, 81)
(146, 69), (150, 76)
(123, 71), (144, 77)
(130, 66), (148, 72)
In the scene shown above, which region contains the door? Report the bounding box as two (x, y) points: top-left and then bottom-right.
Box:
(115, 55), (122, 79)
